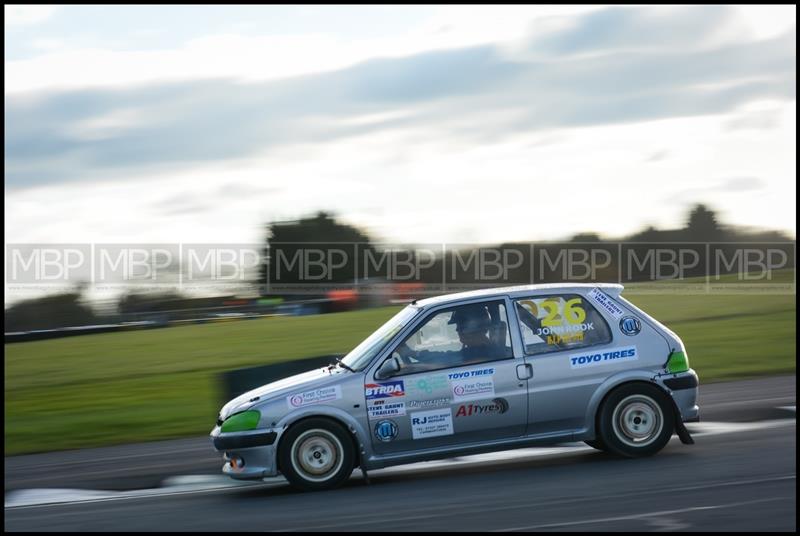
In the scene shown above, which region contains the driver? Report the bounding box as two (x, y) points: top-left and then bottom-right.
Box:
(396, 305), (505, 370)
(449, 305), (505, 363)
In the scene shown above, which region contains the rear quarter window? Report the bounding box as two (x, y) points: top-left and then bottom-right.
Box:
(514, 294), (613, 356)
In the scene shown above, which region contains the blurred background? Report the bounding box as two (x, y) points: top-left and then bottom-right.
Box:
(4, 5), (796, 456)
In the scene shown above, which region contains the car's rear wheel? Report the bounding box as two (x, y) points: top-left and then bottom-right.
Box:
(279, 418), (356, 491)
(598, 383), (674, 458)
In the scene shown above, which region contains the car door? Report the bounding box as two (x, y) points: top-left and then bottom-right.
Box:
(509, 291), (619, 436)
(366, 298), (528, 455)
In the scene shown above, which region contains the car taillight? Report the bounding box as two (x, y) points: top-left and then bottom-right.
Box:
(666, 350), (689, 373)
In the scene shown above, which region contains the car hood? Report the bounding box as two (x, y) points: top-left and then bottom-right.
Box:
(219, 366), (350, 420)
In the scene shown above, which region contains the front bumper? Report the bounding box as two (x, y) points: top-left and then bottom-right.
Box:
(210, 426), (280, 479)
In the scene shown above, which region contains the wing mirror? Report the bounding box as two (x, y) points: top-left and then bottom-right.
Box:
(376, 356), (401, 379)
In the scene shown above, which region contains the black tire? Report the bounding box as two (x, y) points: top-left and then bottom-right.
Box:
(597, 382), (675, 458)
(278, 418), (356, 491)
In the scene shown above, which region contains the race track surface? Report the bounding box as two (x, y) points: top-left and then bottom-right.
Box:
(5, 375), (796, 531)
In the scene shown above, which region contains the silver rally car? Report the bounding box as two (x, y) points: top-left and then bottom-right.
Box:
(210, 283), (699, 491)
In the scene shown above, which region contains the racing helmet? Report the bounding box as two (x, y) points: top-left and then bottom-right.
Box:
(449, 305), (491, 334)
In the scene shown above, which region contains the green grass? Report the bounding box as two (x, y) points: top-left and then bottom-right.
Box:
(5, 290), (796, 455)
(623, 294), (795, 380)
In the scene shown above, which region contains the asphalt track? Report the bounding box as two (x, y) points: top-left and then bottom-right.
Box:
(5, 375), (796, 531)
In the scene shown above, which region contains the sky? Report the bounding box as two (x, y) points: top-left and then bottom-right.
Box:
(4, 5), (797, 252)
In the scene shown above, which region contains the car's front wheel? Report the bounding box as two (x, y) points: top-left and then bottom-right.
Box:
(278, 418), (356, 491)
(597, 383), (675, 458)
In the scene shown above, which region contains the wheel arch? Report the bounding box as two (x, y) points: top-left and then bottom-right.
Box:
(583, 371), (672, 439)
(275, 410), (365, 473)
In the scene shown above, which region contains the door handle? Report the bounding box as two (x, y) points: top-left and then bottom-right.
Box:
(516, 363), (533, 380)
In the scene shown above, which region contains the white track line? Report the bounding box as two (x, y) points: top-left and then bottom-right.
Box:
(5, 417), (795, 509)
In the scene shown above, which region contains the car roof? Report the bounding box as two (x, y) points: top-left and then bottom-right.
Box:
(414, 283), (624, 309)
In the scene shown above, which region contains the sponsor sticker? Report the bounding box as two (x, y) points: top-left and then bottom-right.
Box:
(367, 400), (407, 419)
(406, 374), (449, 396)
(446, 367), (495, 381)
(374, 420), (398, 442)
(451, 377), (495, 402)
(587, 288), (625, 319)
(455, 398), (508, 417)
(407, 397), (451, 409)
(365, 381), (405, 399)
(286, 385), (342, 409)
(411, 408), (454, 439)
(619, 316), (642, 336)
(569, 345), (638, 369)
(535, 323), (595, 345)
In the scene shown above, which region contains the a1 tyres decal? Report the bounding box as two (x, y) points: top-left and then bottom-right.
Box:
(455, 398), (508, 417)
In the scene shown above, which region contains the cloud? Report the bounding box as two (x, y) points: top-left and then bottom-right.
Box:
(724, 108), (783, 131)
(524, 5), (742, 56)
(665, 176), (767, 202)
(721, 177), (766, 192)
(4, 5), (58, 26)
(645, 150), (669, 162)
(4, 7), (796, 190)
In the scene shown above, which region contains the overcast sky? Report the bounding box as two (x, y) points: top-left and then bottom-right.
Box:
(4, 5), (797, 248)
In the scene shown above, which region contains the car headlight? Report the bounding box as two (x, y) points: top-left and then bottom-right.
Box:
(220, 410), (261, 432)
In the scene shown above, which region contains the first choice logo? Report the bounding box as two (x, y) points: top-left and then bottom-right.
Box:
(374, 420), (398, 442)
(365, 381), (405, 399)
(286, 385), (342, 409)
(453, 380), (493, 396)
(455, 398), (508, 417)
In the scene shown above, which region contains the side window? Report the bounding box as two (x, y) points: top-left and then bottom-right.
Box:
(388, 300), (513, 376)
(514, 294), (612, 356)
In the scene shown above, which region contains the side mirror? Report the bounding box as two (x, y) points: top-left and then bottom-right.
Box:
(376, 356), (401, 379)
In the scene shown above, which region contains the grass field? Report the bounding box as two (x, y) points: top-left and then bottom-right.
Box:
(5, 288), (796, 455)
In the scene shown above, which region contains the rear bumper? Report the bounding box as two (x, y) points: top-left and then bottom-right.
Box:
(660, 369), (700, 423)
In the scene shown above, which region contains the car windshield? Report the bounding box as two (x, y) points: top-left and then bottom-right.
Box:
(340, 305), (420, 371)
